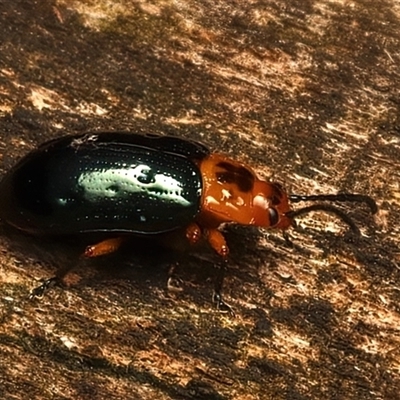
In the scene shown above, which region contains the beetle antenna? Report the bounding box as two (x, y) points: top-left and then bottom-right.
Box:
(286, 193), (377, 235)
(286, 204), (360, 234)
(288, 193), (378, 214)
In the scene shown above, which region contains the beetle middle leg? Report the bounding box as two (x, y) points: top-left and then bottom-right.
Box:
(167, 262), (184, 293)
(167, 226), (234, 314)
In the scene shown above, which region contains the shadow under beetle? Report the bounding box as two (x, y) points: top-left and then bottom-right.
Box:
(0, 132), (377, 313)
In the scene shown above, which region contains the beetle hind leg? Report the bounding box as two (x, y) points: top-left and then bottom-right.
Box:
(28, 276), (59, 299)
(84, 237), (125, 258)
(28, 237), (125, 299)
(28, 252), (81, 299)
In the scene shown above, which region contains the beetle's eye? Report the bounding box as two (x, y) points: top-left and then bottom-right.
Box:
(268, 207), (279, 226)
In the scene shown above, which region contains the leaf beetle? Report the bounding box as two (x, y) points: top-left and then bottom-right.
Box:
(0, 132), (377, 313)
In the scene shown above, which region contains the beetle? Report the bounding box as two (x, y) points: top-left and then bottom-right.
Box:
(0, 132), (377, 312)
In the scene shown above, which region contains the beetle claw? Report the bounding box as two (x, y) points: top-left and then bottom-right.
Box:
(167, 262), (184, 293)
(28, 277), (59, 299)
(212, 292), (235, 316)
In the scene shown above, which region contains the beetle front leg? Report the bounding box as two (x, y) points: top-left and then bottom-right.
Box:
(204, 229), (234, 315)
(212, 259), (235, 316)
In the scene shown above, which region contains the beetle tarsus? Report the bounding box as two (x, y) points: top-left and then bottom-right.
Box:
(212, 260), (235, 316)
(28, 277), (60, 299)
(167, 276), (184, 292)
(167, 263), (184, 293)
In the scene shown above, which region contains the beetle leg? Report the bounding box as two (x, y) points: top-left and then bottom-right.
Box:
(84, 237), (125, 258)
(28, 276), (59, 299)
(167, 262), (184, 293)
(212, 260), (235, 316)
(28, 254), (79, 299)
(185, 222), (202, 245)
(203, 229), (234, 315)
(204, 228), (229, 258)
